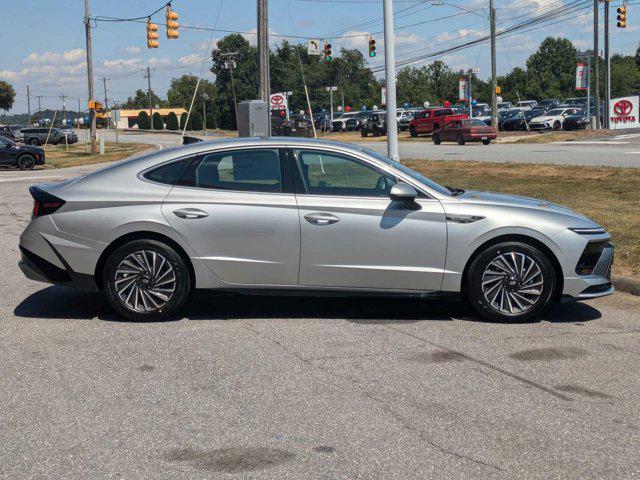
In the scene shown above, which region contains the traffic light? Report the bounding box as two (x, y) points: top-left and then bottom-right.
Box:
(166, 4), (179, 39)
(323, 42), (332, 61)
(368, 38), (376, 58)
(617, 4), (627, 28)
(146, 17), (159, 48)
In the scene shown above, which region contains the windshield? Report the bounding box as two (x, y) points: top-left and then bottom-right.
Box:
(463, 119), (486, 126)
(363, 148), (452, 196)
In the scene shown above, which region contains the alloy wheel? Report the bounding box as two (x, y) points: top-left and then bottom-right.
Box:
(18, 156), (35, 170)
(114, 250), (176, 312)
(481, 252), (544, 315)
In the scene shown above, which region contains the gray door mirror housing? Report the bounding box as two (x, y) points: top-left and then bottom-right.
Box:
(389, 183), (419, 209)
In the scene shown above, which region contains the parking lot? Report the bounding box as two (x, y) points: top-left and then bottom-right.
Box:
(1, 163), (640, 479)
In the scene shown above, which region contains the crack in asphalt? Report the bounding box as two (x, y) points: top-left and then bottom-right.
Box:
(385, 325), (573, 402)
(242, 323), (507, 475)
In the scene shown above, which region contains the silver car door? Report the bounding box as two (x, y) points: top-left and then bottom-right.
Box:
(292, 148), (447, 291)
(161, 147), (300, 286)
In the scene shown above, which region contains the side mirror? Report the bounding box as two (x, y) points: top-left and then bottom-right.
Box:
(390, 183), (419, 209)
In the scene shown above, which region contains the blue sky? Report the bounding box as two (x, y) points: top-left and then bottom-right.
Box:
(1, 0), (638, 114)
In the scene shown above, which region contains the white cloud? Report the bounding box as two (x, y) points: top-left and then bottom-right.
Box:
(179, 54), (203, 66)
(125, 46), (141, 55)
(0, 70), (19, 81)
(102, 58), (142, 70)
(23, 48), (85, 65)
(148, 57), (172, 68)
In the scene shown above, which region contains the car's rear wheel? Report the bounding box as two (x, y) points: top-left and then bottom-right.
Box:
(361, 128), (368, 137)
(28, 138), (40, 146)
(103, 239), (191, 321)
(457, 134), (466, 145)
(467, 242), (556, 322)
(17, 154), (36, 170)
(432, 133), (441, 145)
(409, 126), (418, 137)
(482, 139), (491, 145)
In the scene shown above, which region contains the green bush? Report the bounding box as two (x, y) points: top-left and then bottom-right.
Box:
(137, 111), (150, 130)
(191, 111), (203, 131)
(166, 112), (179, 130)
(206, 113), (216, 129)
(179, 112), (192, 131)
(152, 112), (163, 130)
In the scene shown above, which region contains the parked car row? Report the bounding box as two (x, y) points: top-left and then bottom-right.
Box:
(0, 125), (79, 146)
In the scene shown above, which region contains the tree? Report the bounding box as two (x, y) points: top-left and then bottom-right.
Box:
(525, 37), (578, 100)
(122, 89), (166, 109)
(191, 110), (203, 131)
(206, 113), (216, 129)
(610, 54), (640, 98)
(137, 111), (150, 129)
(0, 80), (16, 111)
(166, 111), (179, 130)
(152, 112), (163, 129)
(180, 112), (192, 130)
(167, 74), (216, 115)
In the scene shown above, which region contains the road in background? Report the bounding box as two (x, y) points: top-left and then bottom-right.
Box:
(1, 160), (640, 479)
(98, 130), (640, 168)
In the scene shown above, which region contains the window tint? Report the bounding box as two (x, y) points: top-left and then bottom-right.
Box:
(0, 138), (8, 147)
(295, 149), (396, 197)
(180, 148), (283, 193)
(144, 157), (194, 185)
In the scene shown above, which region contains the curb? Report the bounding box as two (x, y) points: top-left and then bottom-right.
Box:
(612, 275), (640, 296)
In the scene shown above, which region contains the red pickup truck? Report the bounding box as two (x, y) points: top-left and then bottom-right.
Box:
(409, 108), (468, 137)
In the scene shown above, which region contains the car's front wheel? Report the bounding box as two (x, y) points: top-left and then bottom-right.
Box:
(361, 128), (368, 137)
(17, 154), (36, 170)
(28, 138), (40, 146)
(409, 126), (418, 138)
(103, 239), (191, 321)
(457, 134), (466, 145)
(466, 242), (556, 322)
(432, 133), (441, 145)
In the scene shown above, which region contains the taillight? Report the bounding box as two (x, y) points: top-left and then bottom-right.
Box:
(29, 186), (65, 219)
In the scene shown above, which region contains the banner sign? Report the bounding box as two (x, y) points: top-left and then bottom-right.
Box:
(575, 63), (589, 91)
(381, 86), (387, 106)
(609, 96), (640, 129)
(269, 92), (288, 111)
(458, 78), (469, 101)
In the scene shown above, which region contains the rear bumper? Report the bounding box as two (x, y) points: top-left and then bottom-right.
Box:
(19, 245), (98, 291)
(465, 133), (497, 141)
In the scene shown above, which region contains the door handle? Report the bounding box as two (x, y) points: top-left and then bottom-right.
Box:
(173, 208), (209, 219)
(304, 212), (340, 225)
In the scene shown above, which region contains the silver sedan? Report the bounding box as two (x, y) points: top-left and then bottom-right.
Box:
(19, 137), (613, 321)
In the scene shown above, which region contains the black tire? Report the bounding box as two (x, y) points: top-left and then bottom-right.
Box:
(373, 126), (380, 137)
(457, 134), (466, 145)
(466, 242), (556, 322)
(400, 126), (407, 131)
(432, 133), (441, 145)
(409, 126), (418, 138)
(361, 128), (368, 137)
(482, 139), (491, 145)
(553, 121), (561, 131)
(103, 239), (191, 321)
(28, 138), (40, 146)
(17, 154), (36, 171)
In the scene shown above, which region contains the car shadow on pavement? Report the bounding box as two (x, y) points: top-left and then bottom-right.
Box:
(14, 285), (602, 325)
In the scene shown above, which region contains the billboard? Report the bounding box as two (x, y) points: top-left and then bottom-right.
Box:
(575, 63), (589, 91)
(609, 96), (640, 129)
(458, 78), (469, 101)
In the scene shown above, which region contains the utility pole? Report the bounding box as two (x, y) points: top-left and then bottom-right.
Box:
(144, 66), (153, 128)
(202, 95), (207, 136)
(489, 0), (498, 129)
(222, 52), (239, 128)
(593, 0), (601, 129)
(604, 0), (610, 129)
(36, 96), (42, 123)
(61, 94), (67, 127)
(383, 0), (399, 160)
(26, 86), (31, 126)
(257, 0), (270, 102)
(102, 77), (109, 129)
(84, 0), (97, 154)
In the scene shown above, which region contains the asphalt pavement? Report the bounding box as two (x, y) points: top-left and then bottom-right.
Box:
(1, 160), (640, 478)
(97, 130), (640, 168)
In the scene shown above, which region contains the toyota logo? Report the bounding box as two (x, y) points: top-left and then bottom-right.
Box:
(271, 95), (284, 105)
(614, 99), (633, 115)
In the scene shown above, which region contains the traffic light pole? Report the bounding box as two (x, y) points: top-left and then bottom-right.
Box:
(593, 0), (601, 129)
(490, 1), (498, 130)
(84, 0), (97, 154)
(383, 0), (399, 161)
(604, 0), (610, 129)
